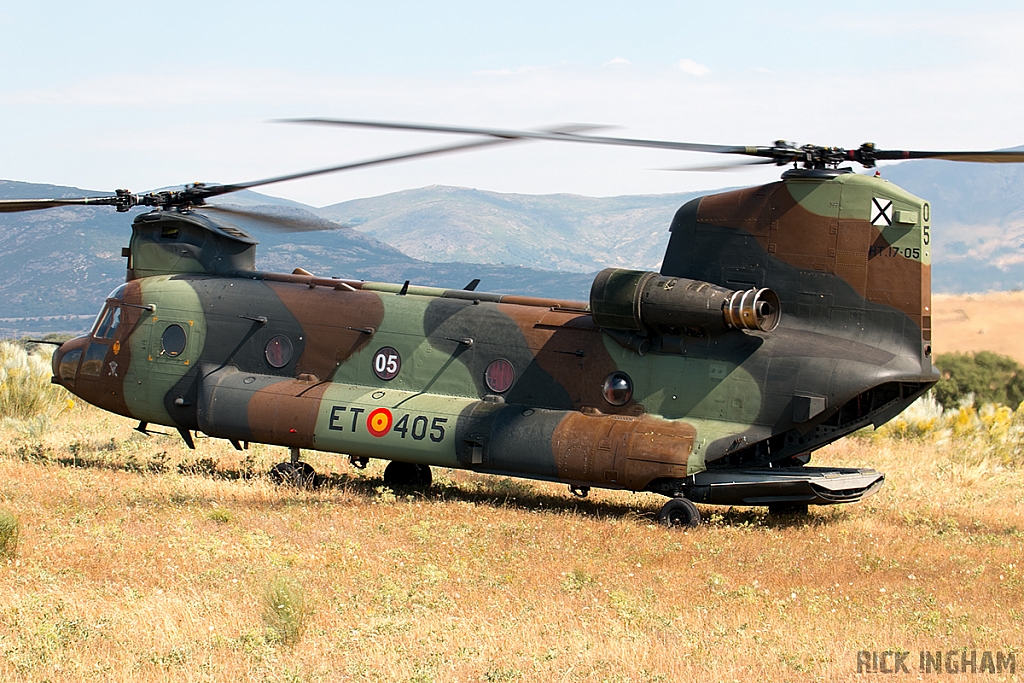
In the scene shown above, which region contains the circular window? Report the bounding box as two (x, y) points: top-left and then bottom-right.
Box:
(161, 324), (187, 357)
(372, 347), (401, 380)
(484, 358), (515, 393)
(265, 335), (294, 368)
(602, 371), (633, 406)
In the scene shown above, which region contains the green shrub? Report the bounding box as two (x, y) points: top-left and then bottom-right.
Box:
(0, 509), (20, 558)
(207, 508), (233, 524)
(933, 351), (1024, 409)
(0, 342), (72, 422)
(262, 577), (306, 645)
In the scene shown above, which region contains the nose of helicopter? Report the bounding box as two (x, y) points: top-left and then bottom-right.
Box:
(51, 344), (63, 380)
(51, 336), (89, 388)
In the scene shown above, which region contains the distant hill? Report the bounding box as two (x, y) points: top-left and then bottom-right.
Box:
(881, 152), (1024, 292)
(0, 181), (594, 336)
(318, 185), (710, 273)
(0, 181), (129, 332)
(315, 160), (1024, 293)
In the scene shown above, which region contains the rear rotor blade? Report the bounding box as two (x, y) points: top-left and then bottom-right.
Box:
(284, 117), (757, 156)
(287, 119), (1024, 169)
(661, 158), (778, 173)
(872, 149), (1024, 163)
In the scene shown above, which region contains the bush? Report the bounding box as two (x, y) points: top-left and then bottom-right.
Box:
(933, 351), (1024, 410)
(876, 392), (943, 439)
(0, 342), (72, 422)
(262, 577), (306, 645)
(0, 509), (20, 558)
(875, 394), (1024, 465)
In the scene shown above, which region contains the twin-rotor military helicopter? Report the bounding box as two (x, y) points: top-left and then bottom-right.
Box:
(6, 119), (1024, 527)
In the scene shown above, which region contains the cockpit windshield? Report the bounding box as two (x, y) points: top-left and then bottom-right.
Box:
(90, 284), (128, 338)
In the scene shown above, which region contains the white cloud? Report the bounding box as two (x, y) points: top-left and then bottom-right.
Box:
(603, 57), (631, 67)
(676, 58), (710, 76)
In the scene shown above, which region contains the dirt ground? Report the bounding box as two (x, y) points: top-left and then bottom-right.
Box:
(933, 291), (1024, 362)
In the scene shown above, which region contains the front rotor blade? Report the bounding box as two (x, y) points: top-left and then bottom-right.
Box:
(284, 117), (758, 157)
(199, 136), (521, 199)
(154, 123), (615, 203)
(0, 195), (123, 213)
(874, 149), (1024, 163)
(201, 204), (347, 233)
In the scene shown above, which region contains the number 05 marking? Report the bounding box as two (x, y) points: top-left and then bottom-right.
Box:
(372, 346), (401, 380)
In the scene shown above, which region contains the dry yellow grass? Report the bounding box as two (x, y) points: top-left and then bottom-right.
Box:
(1, 404), (1022, 682)
(933, 291), (1024, 364)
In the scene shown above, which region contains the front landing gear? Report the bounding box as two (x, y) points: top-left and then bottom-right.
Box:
(658, 497), (701, 528)
(269, 447), (318, 488)
(383, 461), (432, 488)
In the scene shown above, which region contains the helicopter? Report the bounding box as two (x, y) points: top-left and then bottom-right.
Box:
(5, 120), (1024, 528)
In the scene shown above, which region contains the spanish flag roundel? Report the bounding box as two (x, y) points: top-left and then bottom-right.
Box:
(366, 408), (393, 437)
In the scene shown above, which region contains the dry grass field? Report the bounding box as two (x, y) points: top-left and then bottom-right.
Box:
(1, 405), (1022, 682)
(933, 291), (1024, 364)
(0, 293), (1022, 682)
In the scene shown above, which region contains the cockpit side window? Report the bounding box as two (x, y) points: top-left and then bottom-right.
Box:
(92, 306), (113, 337)
(90, 285), (128, 339)
(98, 307), (121, 339)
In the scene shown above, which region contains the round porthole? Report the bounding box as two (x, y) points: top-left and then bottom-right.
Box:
(265, 335), (293, 368)
(602, 371), (633, 406)
(161, 324), (187, 357)
(484, 358), (515, 393)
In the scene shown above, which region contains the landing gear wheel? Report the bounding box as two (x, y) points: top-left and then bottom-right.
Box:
(658, 497), (701, 528)
(768, 503), (809, 516)
(383, 461), (432, 488)
(269, 461), (317, 488)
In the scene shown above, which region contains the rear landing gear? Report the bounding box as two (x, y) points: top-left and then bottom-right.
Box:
(269, 461), (317, 488)
(269, 447), (318, 488)
(383, 461), (432, 488)
(658, 497), (701, 528)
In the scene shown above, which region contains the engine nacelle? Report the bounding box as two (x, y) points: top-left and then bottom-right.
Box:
(589, 268), (781, 335)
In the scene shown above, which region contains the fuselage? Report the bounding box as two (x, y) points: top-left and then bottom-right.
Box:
(51, 170), (939, 498)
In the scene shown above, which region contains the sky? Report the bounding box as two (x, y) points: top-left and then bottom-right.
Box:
(2, 1), (1023, 207)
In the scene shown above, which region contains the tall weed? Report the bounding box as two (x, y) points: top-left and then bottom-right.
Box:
(0, 509), (20, 558)
(262, 577), (306, 645)
(875, 393), (1024, 465)
(0, 341), (72, 428)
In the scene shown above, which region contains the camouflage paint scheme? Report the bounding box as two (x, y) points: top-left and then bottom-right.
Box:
(53, 170), (937, 503)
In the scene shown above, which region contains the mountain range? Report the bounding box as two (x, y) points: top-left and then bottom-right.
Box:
(2, 154), (1022, 336)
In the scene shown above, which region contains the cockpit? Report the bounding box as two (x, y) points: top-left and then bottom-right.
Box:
(54, 284), (127, 389)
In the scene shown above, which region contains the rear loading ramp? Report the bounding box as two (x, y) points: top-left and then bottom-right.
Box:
(682, 466), (884, 507)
